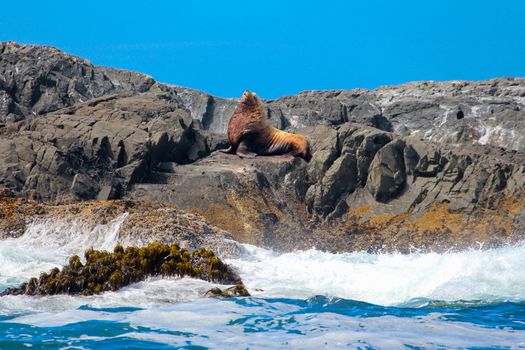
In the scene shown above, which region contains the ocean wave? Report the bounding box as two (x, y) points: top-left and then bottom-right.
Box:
(2, 218), (525, 307)
(0, 214), (127, 286)
(227, 243), (525, 306)
(3, 297), (525, 349)
(1, 218), (525, 348)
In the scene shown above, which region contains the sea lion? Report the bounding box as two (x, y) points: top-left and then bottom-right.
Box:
(221, 90), (312, 161)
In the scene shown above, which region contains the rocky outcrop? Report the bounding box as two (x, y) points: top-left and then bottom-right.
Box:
(0, 195), (243, 258)
(205, 285), (251, 298)
(180, 80), (525, 151)
(0, 89), (217, 200)
(366, 139), (406, 203)
(0, 242), (242, 296)
(0, 42), (154, 123)
(170, 85), (238, 133)
(128, 124), (525, 252)
(1, 42), (525, 254)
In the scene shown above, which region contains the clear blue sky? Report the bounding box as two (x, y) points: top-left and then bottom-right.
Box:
(1, 0), (524, 99)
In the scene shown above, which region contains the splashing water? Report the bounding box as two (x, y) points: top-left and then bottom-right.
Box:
(227, 244), (525, 305)
(0, 214), (127, 286)
(0, 217), (524, 348)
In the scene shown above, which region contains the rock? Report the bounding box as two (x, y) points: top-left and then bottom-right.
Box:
(70, 173), (99, 199)
(4, 42), (525, 152)
(0, 42), (154, 122)
(338, 123), (392, 186)
(178, 78), (525, 151)
(170, 85), (238, 134)
(306, 152), (358, 216)
(204, 284), (251, 298)
(0, 243), (242, 296)
(304, 125), (340, 182)
(0, 92), (212, 200)
(366, 139), (406, 202)
(0, 198), (244, 257)
(129, 152), (310, 248)
(1, 43), (525, 254)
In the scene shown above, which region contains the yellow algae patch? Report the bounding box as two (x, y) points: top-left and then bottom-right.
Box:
(0, 196), (19, 218)
(199, 203), (247, 240)
(345, 195), (523, 239)
(367, 213), (395, 228)
(405, 202), (467, 233)
(197, 188), (284, 245)
(346, 205), (372, 219)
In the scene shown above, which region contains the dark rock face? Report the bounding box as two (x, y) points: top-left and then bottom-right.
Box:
(0, 91), (213, 200)
(170, 85), (238, 133)
(128, 132), (525, 252)
(263, 80), (525, 151)
(0, 42), (154, 123)
(0, 243), (242, 296)
(1, 42), (525, 253)
(366, 139), (406, 202)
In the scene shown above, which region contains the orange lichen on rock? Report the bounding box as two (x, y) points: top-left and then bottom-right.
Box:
(346, 205), (372, 219)
(200, 203), (247, 239)
(333, 195), (524, 253)
(198, 188), (284, 245)
(405, 202), (468, 233)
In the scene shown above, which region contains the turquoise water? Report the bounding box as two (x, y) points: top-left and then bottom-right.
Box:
(0, 216), (524, 349)
(1, 297), (524, 349)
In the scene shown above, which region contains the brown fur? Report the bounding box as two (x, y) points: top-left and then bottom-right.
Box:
(221, 90), (312, 161)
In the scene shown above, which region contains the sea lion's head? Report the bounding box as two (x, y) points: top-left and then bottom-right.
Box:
(240, 90), (260, 107)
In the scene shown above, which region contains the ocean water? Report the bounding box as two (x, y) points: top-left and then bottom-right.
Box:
(0, 217), (524, 349)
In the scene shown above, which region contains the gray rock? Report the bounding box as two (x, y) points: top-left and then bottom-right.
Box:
(0, 41), (154, 122)
(175, 77), (525, 151)
(366, 139), (406, 202)
(1, 42), (525, 253)
(307, 152), (358, 216)
(169, 85), (238, 134)
(0, 92), (211, 200)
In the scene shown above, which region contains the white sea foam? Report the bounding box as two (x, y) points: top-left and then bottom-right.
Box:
(1, 217), (525, 309)
(0, 278), (222, 315)
(0, 214), (127, 285)
(2, 221), (525, 348)
(19, 213), (127, 253)
(227, 243), (525, 306)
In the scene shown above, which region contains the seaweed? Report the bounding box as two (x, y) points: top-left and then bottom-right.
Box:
(1, 242), (243, 296)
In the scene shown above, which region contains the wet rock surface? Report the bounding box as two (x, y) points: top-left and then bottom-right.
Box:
(205, 285), (251, 298)
(1, 42), (525, 254)
(0, 242), (242, 296)
(0, 195), (243, 258)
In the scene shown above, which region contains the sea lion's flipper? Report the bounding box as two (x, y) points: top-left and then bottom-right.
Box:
(219, 146), (234, 154)
(236, 141), (258, 159)
(237, 151), (258, 159)
(238, 151), (257, 159)
(280, 152), (295, 159)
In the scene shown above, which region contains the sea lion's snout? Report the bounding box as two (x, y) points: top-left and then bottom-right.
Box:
(241, 90), (258, 106)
